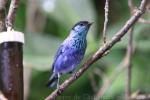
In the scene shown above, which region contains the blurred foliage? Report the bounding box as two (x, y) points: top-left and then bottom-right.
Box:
(12, 0), (150, 100)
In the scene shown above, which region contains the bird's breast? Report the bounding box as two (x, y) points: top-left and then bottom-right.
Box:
(71, 38), (87, 49)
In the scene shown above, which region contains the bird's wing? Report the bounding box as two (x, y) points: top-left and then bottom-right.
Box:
(67, 49), (85, 64)
(57, 47), (85, 71)
(52, 44), (86, 73)
(52, 44), (67, 71)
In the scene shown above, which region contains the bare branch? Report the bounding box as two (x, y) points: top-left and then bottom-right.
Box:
(0, 0), (7, 31)
(88, 73), (97, 93)
(95, 30), (136, 98)
(128, 0), (134, 12)
(132, 94), (150, 100)
(139, 0), (148, 10)
(94, 68), (107, 80)
(125, 1), (139, 99)
(45, 0), (147, 100)
(125, 27), (134, 100)
(94, 42), (135, 99)
(6, 0), (20, 28)
(138, 18), (150, 24)
(102, 0), (109, 43)
(94, 50), (133, 98)
(0, 0), (7, 9)
(128, 0), (150, 24)
(131, 91), (150, 100)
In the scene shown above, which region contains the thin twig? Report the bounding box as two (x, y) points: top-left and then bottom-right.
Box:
(125, 1), (135, 99)
(94, 51), (131, 99)
(95, 36), (136, 99)
(94, 68), (107, 80)
(102, 0), (109, 43)
(0, 0), (7, 31)
(95, 0), (145, 99)
(0, 0), (7, 9)
(133, 95), (150, 100)
(125, 27), (134, 100)
(88, 73), (97, 93)
(128, 0), (150, 24)
(128, 0), (134, 12)
(6, 0), (20, 28)
(138, 18), (150, 24)
(45, 0), (147, 100)
(131, 91), (150, 99)
(0, 0), (7, 18)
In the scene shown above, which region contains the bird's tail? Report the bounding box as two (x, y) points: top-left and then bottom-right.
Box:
(46, 73), (58, 88)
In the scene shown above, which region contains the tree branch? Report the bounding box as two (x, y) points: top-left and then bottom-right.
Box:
(95, 54), (129, 98)
(0, 0), (7, 31)
(88, 73), (97, 93)
(125, 27), (134, 100)
(138, 18), (150, 24)
(6, 0), (20, 28)
(128, 0), (135, 12)
(131, 91), (150, 100)
(45, 0), (147, 100)
(125, 1), (135, 100)
(128, 0), (150, 24)
(102, 0), (109, 43)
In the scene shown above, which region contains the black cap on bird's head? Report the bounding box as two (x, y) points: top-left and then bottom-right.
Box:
(72, 21), (93, 30)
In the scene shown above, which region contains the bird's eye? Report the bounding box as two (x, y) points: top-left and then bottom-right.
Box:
(80, 23), (84, 26)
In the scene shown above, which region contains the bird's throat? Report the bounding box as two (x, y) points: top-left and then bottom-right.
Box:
(70, 37), (87, 49)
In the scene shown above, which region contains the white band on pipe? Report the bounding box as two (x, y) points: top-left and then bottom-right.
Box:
(0, 31), (24, 44)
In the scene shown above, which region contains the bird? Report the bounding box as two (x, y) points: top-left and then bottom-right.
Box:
(47, 21), (93, 88)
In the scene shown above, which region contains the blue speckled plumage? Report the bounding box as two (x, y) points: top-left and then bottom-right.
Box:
(47, 21), (92, 88)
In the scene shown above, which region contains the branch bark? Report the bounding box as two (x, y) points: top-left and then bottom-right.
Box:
(102, 0), (109, 43)
(138, 18), (150, 24)
(95, 54), (129, 98)
(45, 0), (147, 100)
(131, 92), (150, 100)
(6, 0), (20, 28)
(0, 0), (7, 32)
(88, 73), (97, 93)
(125, 27), (134, 100)
(128, 0), (150, 24)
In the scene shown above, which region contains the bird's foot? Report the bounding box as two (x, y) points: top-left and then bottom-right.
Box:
(57, 87), (63, 95)
(56, 83), (60, 89)
(69, 71), (74, 74)
(68, 68), (76, 74)
(73, 72), (78, 79)
(56, 73), (60, 89)
(102, 50), (110, 56)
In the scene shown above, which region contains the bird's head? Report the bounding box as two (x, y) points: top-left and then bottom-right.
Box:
(70, 21), (93, 38)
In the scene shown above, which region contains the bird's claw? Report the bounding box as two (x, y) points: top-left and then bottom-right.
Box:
(73, 72), (78, 79)
(57, 87), (63, 95)
(102, 50), (110, 56)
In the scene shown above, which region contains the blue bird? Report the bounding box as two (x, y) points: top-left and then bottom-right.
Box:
(47, 21), (93, 88)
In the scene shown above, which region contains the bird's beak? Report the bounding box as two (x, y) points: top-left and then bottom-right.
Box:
(89, 22), (94, 25)
(87, 22), (94, 27)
